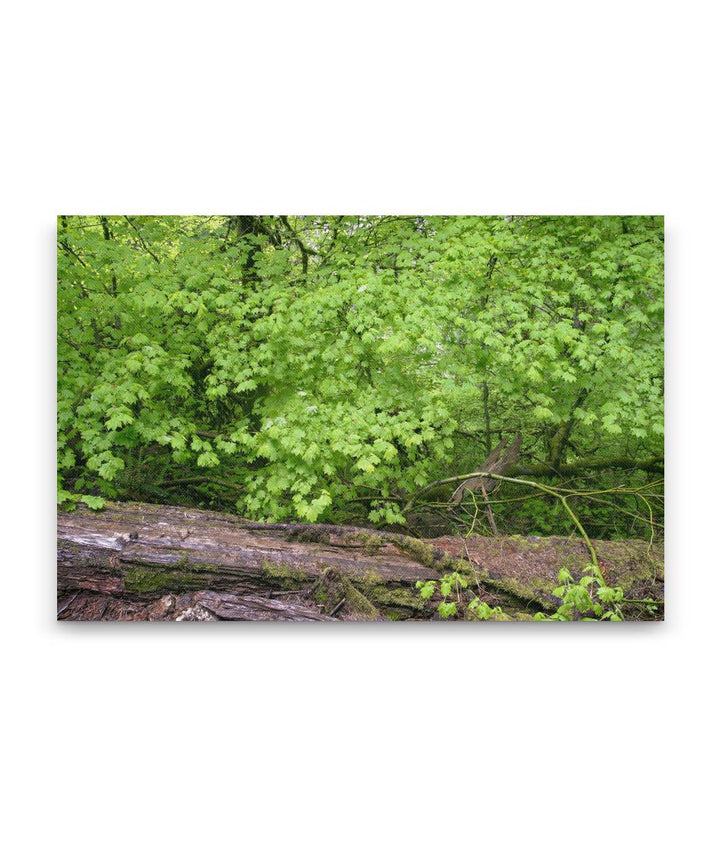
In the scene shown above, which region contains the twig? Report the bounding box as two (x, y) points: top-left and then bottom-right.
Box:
(57, 592), (79, 617)
(328, 597), (346, 617)
(404, 470), (619, 570)
(480, 482), (498, 536)
(124, 216), (160, 263)
(57, 240), (87, 267)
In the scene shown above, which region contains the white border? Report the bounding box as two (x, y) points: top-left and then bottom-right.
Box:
(4, 2), (716, 853)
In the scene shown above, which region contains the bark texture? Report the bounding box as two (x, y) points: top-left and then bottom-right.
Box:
(57, 502), (664, 621)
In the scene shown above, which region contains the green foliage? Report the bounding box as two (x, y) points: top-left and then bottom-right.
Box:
(57, 215), (663, 531)
(415, 572), (507, 620)
(80, 494), (106, 510)
(416, 580), (438, 600)
(533, 565), (624, 621)
(467, 598), (507, 621)
(57, 489), (106, 511)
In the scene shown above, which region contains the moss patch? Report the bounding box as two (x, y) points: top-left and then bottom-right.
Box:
(395, 535), (439, 568)
(356, 533), (385, 555)
(360, 568), (385, 585)
(286, 527), (332, 545)
(261, 560), (312, 588)
(366, 584), (424, 612)
(312, 570), (381, 619)
(124, 566), (210, 594)
(342, 581), (381, 619)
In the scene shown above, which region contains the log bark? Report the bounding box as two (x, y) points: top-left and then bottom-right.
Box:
(57, 501), (663, 621)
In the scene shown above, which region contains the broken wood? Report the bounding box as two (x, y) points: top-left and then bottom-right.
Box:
(450, 433), (522, 506)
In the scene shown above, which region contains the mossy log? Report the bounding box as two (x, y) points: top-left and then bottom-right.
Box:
(57, 501), (663, 621)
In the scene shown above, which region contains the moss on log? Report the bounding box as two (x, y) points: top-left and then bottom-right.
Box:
(57, 501), (663, 621)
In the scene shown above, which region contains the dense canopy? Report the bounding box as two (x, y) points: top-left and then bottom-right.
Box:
(57, 215), (663, 538)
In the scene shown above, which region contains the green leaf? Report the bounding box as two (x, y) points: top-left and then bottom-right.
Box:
(438, 601), (457, 619)
(80, 495), (106, 510)
(417, 581), (436, 600)
(197, 451), (220, 468)
(557, 567), (573, 584)
(105, 408), (134, 430)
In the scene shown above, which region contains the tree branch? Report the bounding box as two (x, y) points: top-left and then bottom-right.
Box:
(124, 216), (160, 262)
(279, 215), (318, 275)
(514, 456), (663, 477)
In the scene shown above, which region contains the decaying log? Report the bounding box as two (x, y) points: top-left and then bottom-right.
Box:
(57, 501), (664, 621)
(57, 502), (443, 621)
(56, 590), (334, 622)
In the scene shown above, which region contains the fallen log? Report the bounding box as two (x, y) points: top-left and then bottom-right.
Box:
(57, 501), (664, 621)
(56, 589), (335, 622)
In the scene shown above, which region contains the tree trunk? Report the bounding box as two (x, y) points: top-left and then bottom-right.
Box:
(57, 502), (664, 621)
